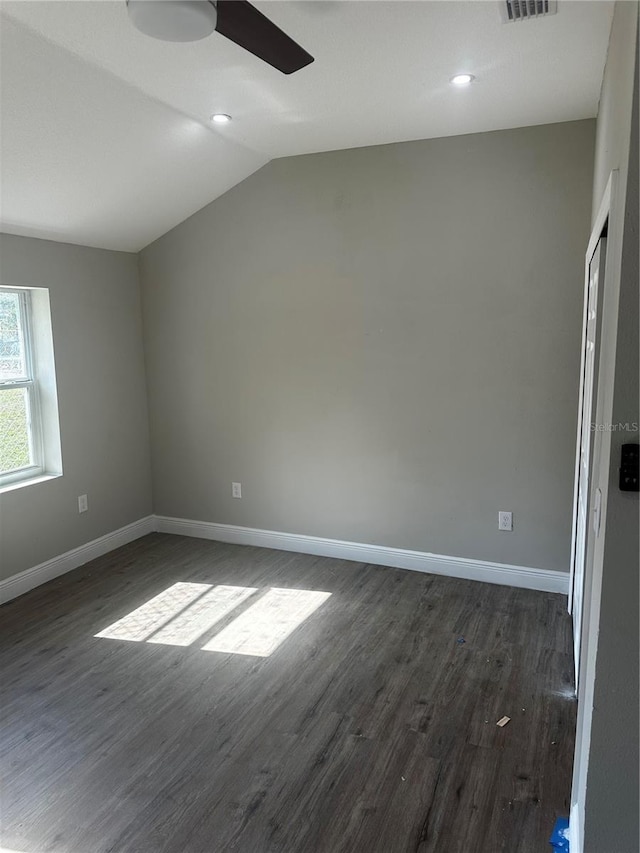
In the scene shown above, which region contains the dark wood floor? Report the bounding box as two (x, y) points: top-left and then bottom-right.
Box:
(0, 534), (576, 853)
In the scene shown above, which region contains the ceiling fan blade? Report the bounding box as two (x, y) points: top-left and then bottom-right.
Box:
(215, 0), (314, 75)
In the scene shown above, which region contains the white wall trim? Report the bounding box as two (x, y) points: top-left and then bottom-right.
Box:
(155, 516), (569, 595)
(569, 801), (582, 853)
(0, 515), (156, 604)
(569, 170), (617, 617)
(569, 158), (628, 853)
(0, 513), (570, 606)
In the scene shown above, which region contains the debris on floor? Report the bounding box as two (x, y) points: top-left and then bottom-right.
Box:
(456, 636), (465, 644)
(549, 816), (570, 851)
(496, 715), (511, 727)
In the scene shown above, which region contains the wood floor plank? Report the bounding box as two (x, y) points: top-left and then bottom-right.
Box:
(0, 533), (576, 853)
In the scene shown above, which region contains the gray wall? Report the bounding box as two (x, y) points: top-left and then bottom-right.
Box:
(591, 0), (639, 219)
(582, 4), (639, 850)
(0, 234), (153, 580)
(140, 119), (595, 572)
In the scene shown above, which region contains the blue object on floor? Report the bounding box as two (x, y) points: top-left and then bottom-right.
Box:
(456, 636), (465, 644)
(549, 817), (570, 851)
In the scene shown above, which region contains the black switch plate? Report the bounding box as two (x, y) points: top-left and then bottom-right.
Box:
(619, 443), (639, 491)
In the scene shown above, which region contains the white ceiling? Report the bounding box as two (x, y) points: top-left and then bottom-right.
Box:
(0, 0), (614, 252)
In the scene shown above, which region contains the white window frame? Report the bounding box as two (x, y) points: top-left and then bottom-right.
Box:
(0, 288), (45, 487)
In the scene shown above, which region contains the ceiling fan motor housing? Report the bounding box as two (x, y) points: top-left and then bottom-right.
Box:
(127, 0), (218, 43)
(126, 0), (313, 75)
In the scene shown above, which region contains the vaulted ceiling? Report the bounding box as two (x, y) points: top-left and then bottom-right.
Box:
(0, 1), (614, 252)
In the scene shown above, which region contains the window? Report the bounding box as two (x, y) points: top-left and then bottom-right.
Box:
(0, 287), (61, 489)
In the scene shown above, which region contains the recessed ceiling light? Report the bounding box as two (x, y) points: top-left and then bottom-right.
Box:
(450, 74), (475, 87)
(211, 113), (232, 124)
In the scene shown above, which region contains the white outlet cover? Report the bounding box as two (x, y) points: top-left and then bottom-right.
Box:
(498, 511), (513, 531)
(232, 482), (242, 499)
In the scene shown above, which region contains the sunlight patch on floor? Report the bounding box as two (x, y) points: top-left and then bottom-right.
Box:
(201, 587), (332, 657)
(95, 582), (210, 642)
(95, 583), (331, 656)
(148, 584), (256, 646)
(549, 686), (577, 700)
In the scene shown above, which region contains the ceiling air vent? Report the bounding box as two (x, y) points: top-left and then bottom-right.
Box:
(500, 0), (557, 22)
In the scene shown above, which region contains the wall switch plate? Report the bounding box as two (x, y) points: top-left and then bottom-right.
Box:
(498, 511), (512, 531)
(232, 482), (242, 499)
(78, 494), (88, 513)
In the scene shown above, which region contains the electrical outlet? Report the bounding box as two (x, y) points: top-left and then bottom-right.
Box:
(78, 494), (88, 513)
(232, 482), (242, 499)
(498, 511), (512, 531)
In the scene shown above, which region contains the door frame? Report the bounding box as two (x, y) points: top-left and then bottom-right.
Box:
(568, 171), (617, 622)
(569, 236), (606, 683)
(569, 168), (625, 853)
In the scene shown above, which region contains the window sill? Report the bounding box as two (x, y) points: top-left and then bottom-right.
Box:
(0, 472), (62, 495)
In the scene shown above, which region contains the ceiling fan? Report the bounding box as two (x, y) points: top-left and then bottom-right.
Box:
(127, 0), (314, 74)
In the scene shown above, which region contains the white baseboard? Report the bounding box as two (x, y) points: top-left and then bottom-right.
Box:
(1, 514), (569, 605)
(0, 515), (156, 605)
(155, 516), (569, 595)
